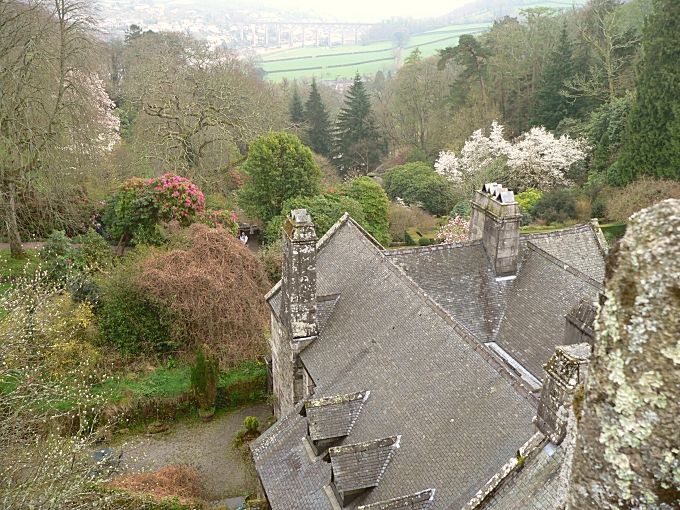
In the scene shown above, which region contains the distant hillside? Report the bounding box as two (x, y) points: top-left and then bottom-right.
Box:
(444, 0), (588, 22)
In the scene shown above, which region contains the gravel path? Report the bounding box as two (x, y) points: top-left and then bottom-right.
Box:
(115, 404), (272, 503)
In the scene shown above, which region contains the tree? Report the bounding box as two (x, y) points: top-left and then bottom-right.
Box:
(238, 132), (320, 223)
(384, 163), (456, 216)
(334, 73), (385, 175)
(439, 35), (490, 107)
(304, 79), (332, 157)
(290, 83), (305, 128)
(530, 23), (576, 130)
(0, 0), (118, 259)
(618, 0), (680, 183)
(434, 122), (589, 192)
(344, 176), (391, 245)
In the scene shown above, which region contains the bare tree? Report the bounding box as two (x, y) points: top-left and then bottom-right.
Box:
(0, 0), (114, 259)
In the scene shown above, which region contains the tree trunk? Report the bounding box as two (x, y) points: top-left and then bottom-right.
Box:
(4, 180), (25, 259)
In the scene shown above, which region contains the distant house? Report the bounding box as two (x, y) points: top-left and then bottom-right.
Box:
(251, 184), (606, 509)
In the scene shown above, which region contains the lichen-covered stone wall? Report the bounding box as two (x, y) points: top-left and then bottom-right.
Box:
(567, 199), (680, 509)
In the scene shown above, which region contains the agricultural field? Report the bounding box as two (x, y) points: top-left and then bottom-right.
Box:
(257, 22), (491, 81)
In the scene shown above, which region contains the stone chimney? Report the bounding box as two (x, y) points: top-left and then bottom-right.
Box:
(469, 183), (522, 277)
(534, 343), (590, 444)
(281, 209), (318, 341)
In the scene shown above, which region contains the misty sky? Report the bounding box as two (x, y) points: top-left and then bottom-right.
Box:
(253, 0), (475, 22)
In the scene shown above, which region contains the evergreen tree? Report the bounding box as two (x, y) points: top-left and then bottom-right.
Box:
(289, 84), (305, 128)
(530, 23), (575, 130)
(334, 73), (385, 175)
(618, 0), (680, 183)
(304, 78), (332, 157)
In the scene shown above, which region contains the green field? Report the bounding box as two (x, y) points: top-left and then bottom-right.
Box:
(257, 22), (491, 81)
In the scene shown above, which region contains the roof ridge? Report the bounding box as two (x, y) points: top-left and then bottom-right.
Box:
(384, 239), (482, 256)
(520, 223), (593, 241)
(526, 241), (603, 290)
(381, 251), (538, 407)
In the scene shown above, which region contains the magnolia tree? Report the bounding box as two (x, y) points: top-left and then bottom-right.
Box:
(434, 121), (588, 191)
(435, 215), (470, 244)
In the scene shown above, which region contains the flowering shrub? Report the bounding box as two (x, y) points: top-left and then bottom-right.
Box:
(515, 188), (543, 215)
(196, 209), (239, 236)
(435, 121), (589, 191)
(103, 173), (206, 247)
(435, 215), (471, 244)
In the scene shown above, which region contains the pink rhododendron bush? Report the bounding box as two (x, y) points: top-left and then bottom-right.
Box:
(102, 173), (237, 247)
(435, 215), (471, 244)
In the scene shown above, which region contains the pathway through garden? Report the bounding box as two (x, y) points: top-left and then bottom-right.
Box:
(115, 403), (272, 508)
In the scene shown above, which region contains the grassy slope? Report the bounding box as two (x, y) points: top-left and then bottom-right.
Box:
(258, 22), (491, 81)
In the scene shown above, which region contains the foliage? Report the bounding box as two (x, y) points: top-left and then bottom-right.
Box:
(403, 231), (416, 246)
(108, 465), (205, 508)
(135, 224), (270, 367)
(603, 177), (680, 222)
(259, 239), (283, 284)
(334, 73), (385, 175)
(190, 345), (219, 413)
(0, 271), (115, 509)
(388, 203), (438, 242)
(195, 209), (239, 236)
(343, 177), (391, 245)
(533, 189), (578, 224)
(244, 416), (260, 433)
(515, 188), (543, 215)
(450, 200), (472, 219)
(434, 122), (589, 192)
(304, 79), (332, 157)
(40, 230), (79, 281)
(530, 23), (576, 130)
(103, 174), (206, 247)
(435, 216), (471, 244)
(264, 193), (366, 246)
(289, 84), (305, 127)
(618, 0), (680, 183)
(238, 131), (321, 224)
(383, 163), (455, 216)
(97, 253), (175, 354)
(80, 228), (115, 275)
(417, 236), (433, 246)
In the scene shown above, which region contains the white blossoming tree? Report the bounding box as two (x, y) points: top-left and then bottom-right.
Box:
(435, 215), (471, 244)
(434, 121), (588, 192)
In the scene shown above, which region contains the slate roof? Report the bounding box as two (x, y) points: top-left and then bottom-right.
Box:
(305, 391), (369, 441)
(387, 224), (604, 380)
(358, 489), (436, 509)
(330, 436), (400, 494)
(473, 440), (566, 510)
(254, 217), (537, 510)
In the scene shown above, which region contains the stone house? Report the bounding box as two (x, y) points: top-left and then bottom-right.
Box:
(251, 184), (607, 509)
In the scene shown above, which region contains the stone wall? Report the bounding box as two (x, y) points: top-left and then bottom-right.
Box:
(269, 312), (294, 418)
(567, 199), (680, 509)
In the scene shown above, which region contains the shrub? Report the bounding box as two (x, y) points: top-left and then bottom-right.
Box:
(259, 239), (283, 284)
(195, 209), (239, 236)
(97, 254), (175, 354)
(450, 200), (472, 219)
(40, 230), (78, 281)
(102, 174), (206, 247)
(533, 189), (578, 224)
(343, 176), (391, 245)
(388, 203), (437, 241)
(435, 216), (470, 244)
(190, 345), (219, 416)
(383, 162), (455, 216)
(79, 228), (115, 274)
(404, 231), (415, 246)
(135, 224), (270, 366)
(244, 416), (260, 433)
(515, 188), (543, 215)
(107, 465), (205, 507)
(418, 237), (432, 246)
(604, 177), (680, 222)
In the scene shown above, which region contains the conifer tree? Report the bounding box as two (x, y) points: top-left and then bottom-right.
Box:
(289, 84), (305, 128)
(530, 23), (575, 130)
(334, 73), (385, 175)
(304, 78), (332, 157)
(618, 0), (680, 183)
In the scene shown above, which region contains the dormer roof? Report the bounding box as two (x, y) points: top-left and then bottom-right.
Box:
(304, 390), (369, 442)
(330, 435), (401, 495)
(357, 488), (436, 509)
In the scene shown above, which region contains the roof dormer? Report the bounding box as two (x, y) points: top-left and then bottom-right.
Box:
(329, 435), (401, 506)
(357, 488), (436, 509)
